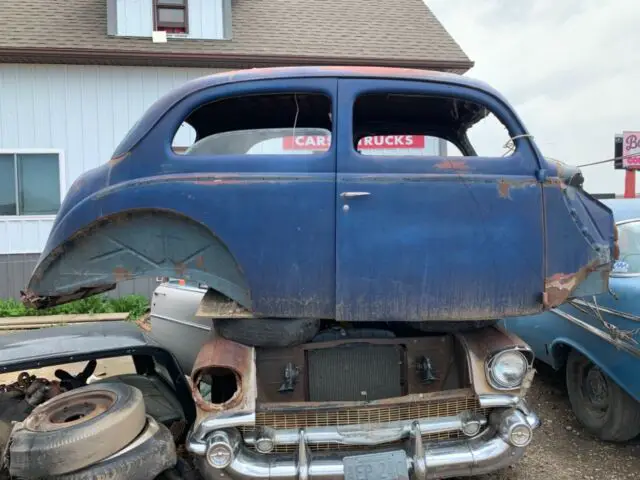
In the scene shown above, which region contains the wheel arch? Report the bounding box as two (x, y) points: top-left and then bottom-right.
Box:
(23, 208), (251, 309)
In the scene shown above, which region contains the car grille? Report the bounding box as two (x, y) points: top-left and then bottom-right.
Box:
(241, 394), (486, 453)
(307, 344), (404, 401)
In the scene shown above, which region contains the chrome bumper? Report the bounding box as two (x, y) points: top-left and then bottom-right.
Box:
(188, 401), (540, 480)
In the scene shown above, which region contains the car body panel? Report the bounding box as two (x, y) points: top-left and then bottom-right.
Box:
(21, 67), (616, 322)
(501, 198), (640, 402)
(149, 280), (211, 373)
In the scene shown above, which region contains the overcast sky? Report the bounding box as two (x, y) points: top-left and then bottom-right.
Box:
(428, 0), (639, 194)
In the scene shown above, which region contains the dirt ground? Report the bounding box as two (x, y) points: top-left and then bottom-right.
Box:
(478, 362), (640, 480)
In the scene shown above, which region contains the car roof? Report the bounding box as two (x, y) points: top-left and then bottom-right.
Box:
(0, 321), (163, 371)
(602, 198), (640, 223)
(112, 66), (507, 159)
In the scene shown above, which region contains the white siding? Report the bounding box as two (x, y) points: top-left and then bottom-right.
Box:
(0, 64), (222, 254)
(109, 0), (227, 40)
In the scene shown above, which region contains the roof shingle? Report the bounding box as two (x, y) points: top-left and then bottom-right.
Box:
(0, 0), (472, 70)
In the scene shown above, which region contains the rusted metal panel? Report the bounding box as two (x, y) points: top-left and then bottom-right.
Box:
(189, 335), (256, 424)
(455, 326), (532, 397)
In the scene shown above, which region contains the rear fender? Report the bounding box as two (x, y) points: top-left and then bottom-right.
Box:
(23, 210), (250, 309)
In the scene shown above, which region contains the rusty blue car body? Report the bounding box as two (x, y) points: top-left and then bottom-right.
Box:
(22, 66), (616, 322)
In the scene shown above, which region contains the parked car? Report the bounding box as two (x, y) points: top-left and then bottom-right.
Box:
(502, 198), (640, 442)
(5, 66), (617, 479)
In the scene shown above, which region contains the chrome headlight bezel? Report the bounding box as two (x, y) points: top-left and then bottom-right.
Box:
(485, 347), (533, 391)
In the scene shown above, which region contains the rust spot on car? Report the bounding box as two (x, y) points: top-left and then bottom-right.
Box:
(108, 151), (129, 167)
(434, 160), (469, 171)
(196, 256), (205, 269)
(497, 178), (537, 199)
(113, 267), (132, 282)
(543, 261), (600, 308)
(190, 336), (255, 415)
(497, 179), (511, 199)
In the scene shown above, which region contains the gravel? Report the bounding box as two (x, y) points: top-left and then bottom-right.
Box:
(476, 362), (640, 480)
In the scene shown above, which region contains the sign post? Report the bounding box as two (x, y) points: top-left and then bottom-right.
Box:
(615, 132), (640, 198)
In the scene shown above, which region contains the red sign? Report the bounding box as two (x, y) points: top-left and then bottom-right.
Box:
(283, 135), (426, 151)
(623, 131), (640, 169)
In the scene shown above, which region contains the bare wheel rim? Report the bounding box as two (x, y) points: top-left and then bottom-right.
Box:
(25, 390), (117, 432)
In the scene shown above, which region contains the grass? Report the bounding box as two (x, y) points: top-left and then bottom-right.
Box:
(0, 295), (150, 321)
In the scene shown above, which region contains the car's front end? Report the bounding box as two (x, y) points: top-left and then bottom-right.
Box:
(184, 325), (539, 479)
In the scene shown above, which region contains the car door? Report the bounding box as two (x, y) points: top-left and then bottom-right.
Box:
(335, 78), (545, 322)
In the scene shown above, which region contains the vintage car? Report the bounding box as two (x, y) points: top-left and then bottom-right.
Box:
(2, 66), (617, 479)
(502, 198), (640, 443)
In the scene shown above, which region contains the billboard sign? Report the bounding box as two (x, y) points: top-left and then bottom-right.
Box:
(622, 131), (640, 169)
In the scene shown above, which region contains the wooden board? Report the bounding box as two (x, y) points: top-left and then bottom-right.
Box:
(0, 312), (130, 328)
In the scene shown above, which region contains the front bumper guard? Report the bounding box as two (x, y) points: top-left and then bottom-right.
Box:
(188, 401), (540, 479)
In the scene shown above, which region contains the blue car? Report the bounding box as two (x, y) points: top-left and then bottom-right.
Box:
(502, 198), (640, 442)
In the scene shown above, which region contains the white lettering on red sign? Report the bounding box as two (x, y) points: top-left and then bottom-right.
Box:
(282, 135), (426, 151)
(623, 131), (640, 169)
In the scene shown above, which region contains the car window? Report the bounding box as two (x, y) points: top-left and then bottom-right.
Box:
(613, 220), (640, 275)
(172, 92), (333, 156)
(352, 93), (513, 158)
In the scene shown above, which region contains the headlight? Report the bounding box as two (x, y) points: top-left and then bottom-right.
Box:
(487, 350), (529, 389)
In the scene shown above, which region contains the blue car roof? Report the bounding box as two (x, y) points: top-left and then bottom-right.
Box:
(111, 66), (507, 159)
(602, 198), (640, 223)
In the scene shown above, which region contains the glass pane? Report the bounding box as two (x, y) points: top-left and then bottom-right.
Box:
(158, 0), (185, 5)
(0, 154), (16, 215)
(17, 154), (60, 215)
(158, 8), (185, 24)
(614, 221), (640, 274)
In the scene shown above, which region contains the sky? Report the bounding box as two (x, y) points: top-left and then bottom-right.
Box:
(428, 0), (640, 194)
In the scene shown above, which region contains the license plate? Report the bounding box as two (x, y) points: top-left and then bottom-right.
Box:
(343, 451), (409, 480)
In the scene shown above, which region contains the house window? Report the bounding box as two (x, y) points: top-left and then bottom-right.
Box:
(0, 152), (61, 216)
(154, 0), (188, 34)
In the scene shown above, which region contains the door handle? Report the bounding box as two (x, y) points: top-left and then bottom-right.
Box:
(340, 192), (371, 198)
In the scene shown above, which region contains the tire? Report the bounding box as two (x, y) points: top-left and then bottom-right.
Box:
(213, 317), (321, 347)
(407, 320), (497, 334)
(9, 383), (146, 478)
(53, 417), (177, 480)
(565, 349), (640, 442)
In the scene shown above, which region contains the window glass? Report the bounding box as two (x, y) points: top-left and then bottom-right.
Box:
(17, 154), (61, 215)
(613, 221), (640, 275)
(158, 0), (185, 5)
(0, 155), (16, 215)
(353, 93), (513, 157)
(174, 92), (333, 156)
(158, 8), (185, 23)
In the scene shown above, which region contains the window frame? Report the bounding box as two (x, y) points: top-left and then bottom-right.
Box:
(0, 148), (65, 220)
(153, 0), (189, 34)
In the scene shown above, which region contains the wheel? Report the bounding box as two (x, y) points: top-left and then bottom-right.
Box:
(9, 383), (147, 477)
(213, 317), (321, 347)
(407, 320), (497, 334)
(52, 417), (177, 480)
(565, 349), (640, 442)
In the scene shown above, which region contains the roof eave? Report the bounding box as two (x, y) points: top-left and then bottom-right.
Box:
(0, 47), (474, 73)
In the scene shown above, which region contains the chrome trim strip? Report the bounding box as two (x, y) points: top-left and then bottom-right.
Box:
(478, 394), (520, 408)
(242, 413), (487, 448)
(188, 412), (257, 453)
(149, 312), (212, 331)
(551, 308), (640, 359)
(570, 298), (640, 323)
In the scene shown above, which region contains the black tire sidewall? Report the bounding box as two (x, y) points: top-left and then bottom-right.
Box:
(565, 349), (640, 442)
